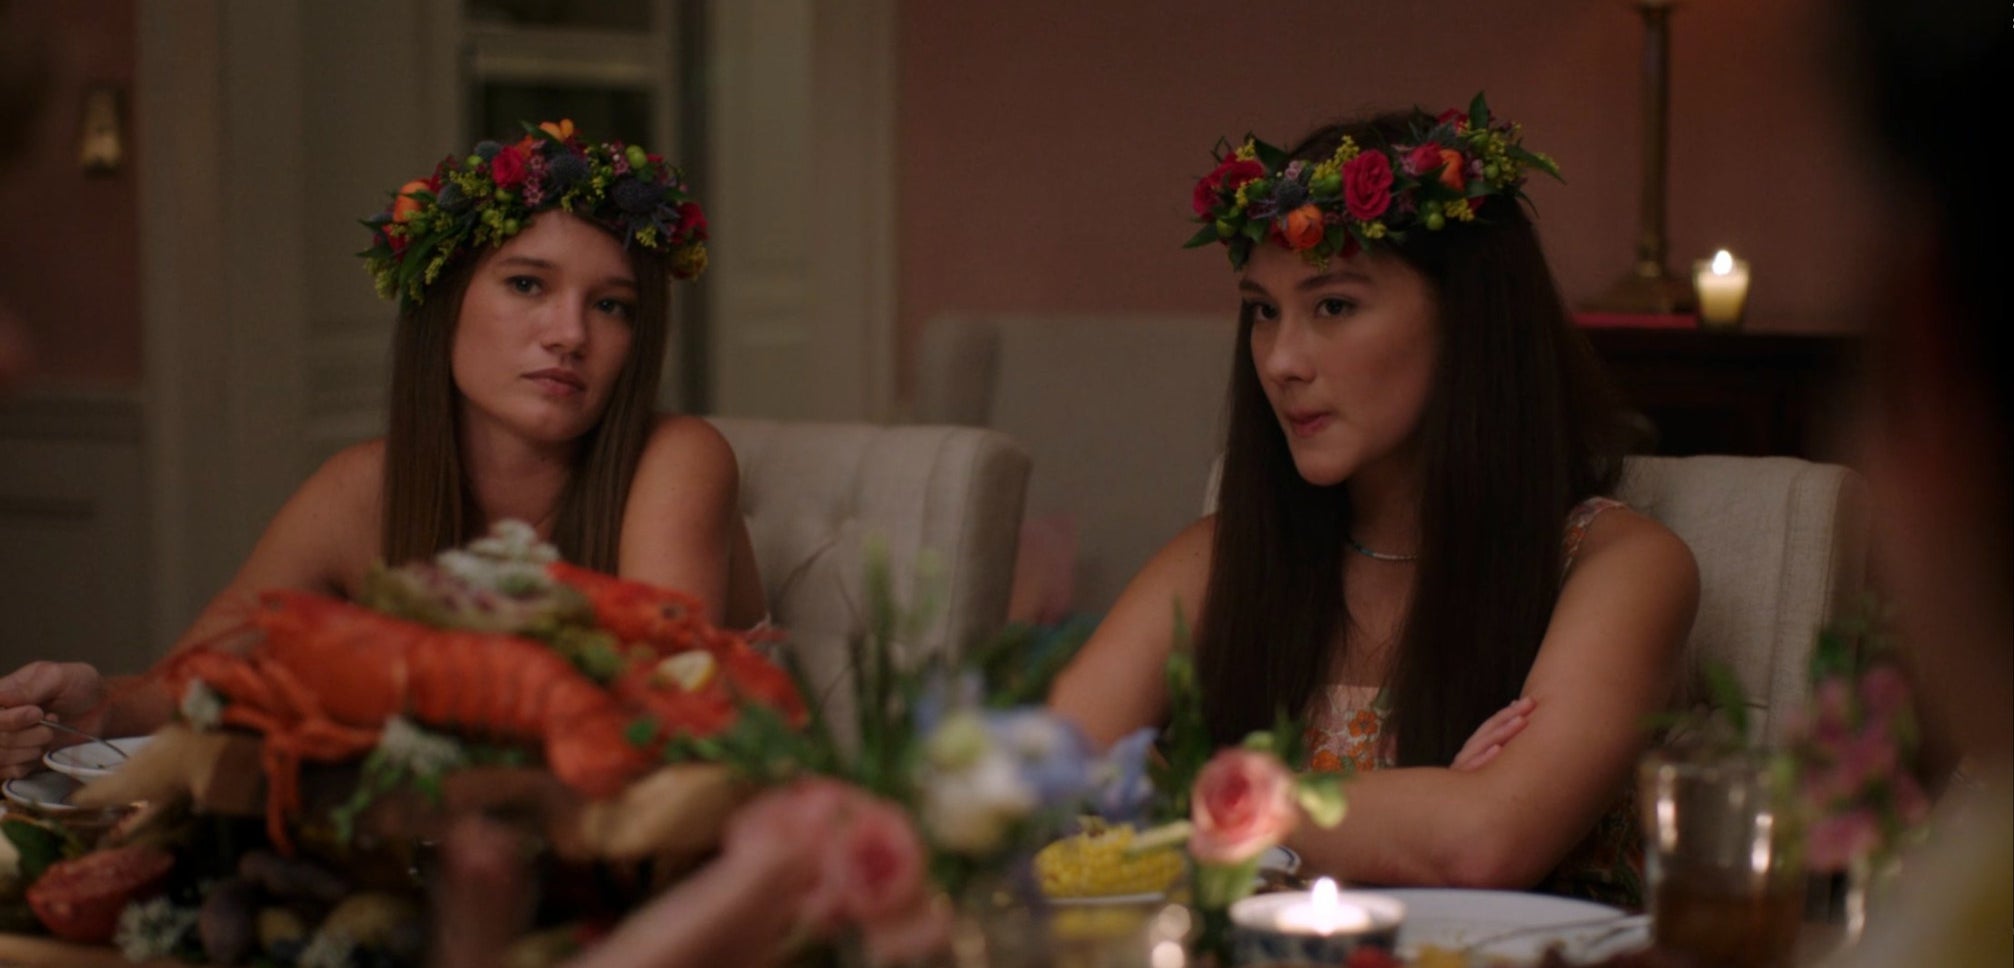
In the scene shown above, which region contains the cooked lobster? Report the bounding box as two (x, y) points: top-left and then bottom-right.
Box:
(156, 565), (804, 853)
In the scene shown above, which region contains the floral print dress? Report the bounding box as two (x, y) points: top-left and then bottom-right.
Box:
(1301, 497), (1646, 909)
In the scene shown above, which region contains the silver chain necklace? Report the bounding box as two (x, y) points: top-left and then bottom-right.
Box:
(1346, 535), (1420, 563)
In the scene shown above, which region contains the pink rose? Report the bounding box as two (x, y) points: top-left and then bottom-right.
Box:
(1193, 158), (1265, 216)
(1341, 151), (1394, 222)
(830, 796), (930, 926)
(490, 144), (529, 188)
(726, 778), (857, 932)
(1190, 748), (1298, 865)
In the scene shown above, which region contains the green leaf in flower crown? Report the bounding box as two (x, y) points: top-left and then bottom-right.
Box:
(1253, 137), (1289, 172)
(1505, 144), (1564, 181)
(1468, 92), (1490, 131)
(1228, 239), (1252, 271)
(1185, 223), (1223, 248)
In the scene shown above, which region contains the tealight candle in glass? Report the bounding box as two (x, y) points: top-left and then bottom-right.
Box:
(1693, 249), (1751, 330)
(1226, 877), (1405, 966)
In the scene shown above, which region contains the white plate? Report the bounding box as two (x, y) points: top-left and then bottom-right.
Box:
(1047, 891), (1168, 907)
(1379, 888), (1647, 962)
(42, 735), (152, 780)
(3, 771), (88, 815)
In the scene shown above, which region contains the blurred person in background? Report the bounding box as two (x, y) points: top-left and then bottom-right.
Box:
(1827, 1), (2009, 964)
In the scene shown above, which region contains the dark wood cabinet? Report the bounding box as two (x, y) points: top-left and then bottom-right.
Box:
(1582, 328), (1863, 464)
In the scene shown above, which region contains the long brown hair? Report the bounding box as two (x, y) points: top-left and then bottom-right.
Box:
(381, 217), (671, 570)
(1194, 112), (1624, 765)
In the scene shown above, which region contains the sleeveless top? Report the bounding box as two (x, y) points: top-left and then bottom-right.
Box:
(1300, 496), (1646, 909)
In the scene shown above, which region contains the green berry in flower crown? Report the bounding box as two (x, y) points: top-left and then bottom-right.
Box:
(359, 118), (709, 308)
(1184, 92), (1562, 271)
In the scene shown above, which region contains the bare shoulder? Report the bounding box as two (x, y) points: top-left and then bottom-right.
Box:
(300, 439), (386, 501)
(1092, 515), (1217, 648)
(1545, 503), (1700, 670)
(196, 439), (385, 615)
(634, 415), (737, 484)
(1050, 514), (1218, 746)
(1572, 504), (1698, 591)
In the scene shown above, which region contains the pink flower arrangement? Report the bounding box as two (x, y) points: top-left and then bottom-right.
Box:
(1790, 614), (1930, 873)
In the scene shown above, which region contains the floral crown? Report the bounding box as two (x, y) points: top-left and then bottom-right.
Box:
(361, 119), (709, 307)
(1185, 94), (1562, 270)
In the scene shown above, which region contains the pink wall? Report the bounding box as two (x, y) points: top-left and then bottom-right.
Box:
(0, 0), (140, 388)
(897, 0), (1882, 396)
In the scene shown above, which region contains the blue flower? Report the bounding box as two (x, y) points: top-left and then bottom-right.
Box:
(612, 178), (664, 215)
(986, 709), (1091, 805)
(546, 152), (590, 192)
(1091, 726), (1158, 822)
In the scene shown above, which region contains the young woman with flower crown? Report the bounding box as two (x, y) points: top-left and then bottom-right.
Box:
(1051, 97), (1699, 906)
(0, 120), (765, 774)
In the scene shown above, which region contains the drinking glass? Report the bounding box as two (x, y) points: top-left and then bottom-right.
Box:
(1639, 747), (1806, 968)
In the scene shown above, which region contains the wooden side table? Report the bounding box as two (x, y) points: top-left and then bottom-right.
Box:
(1581, 328), (1864, 464)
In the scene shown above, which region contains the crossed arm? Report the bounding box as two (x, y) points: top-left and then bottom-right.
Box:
(1050, 509), (1697, 889)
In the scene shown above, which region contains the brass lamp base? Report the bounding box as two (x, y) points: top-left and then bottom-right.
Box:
(1588, 262), (1696, 315)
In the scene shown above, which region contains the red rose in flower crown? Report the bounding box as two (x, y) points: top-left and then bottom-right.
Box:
(1182, 93), (1562, 270)
(1194, 157), (1266, 216)
(1341, 150), (1394, 221)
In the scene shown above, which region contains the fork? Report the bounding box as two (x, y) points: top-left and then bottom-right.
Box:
(38, 719), (129, 761)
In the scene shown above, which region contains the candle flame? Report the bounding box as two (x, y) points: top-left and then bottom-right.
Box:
(1283, 876), (1370, 935)
(1711, 249), (1734, 275)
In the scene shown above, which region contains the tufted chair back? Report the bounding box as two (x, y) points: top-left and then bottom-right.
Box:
(1616, 455), (1870, 743)
(707, 418), (1032, 733)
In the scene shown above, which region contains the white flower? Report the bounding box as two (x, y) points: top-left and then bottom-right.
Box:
(378, 716), (465, 777)
(920, 749), (1036, 854)
(298, 930), (359, 968)
(114, 896), (198, 961)
(180, 680), (223, 732)
(462, 519), (558, 564)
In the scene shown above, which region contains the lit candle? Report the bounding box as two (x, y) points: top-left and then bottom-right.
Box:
(1226, 878), (1405, 965)
(1693, 249), (1751, 329)
(1275, 878), (1372, 935)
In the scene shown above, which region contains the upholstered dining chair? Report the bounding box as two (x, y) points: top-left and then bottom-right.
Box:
(1617, 455), (1871, 744)
(1201, 453), (1870, 743)
(706, 417), (1032, 732)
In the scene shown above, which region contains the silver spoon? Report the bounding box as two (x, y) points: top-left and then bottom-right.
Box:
(38, 719), (129, 761)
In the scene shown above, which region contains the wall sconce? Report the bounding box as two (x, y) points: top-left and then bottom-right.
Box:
(78, 84), (123, 174)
